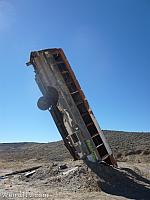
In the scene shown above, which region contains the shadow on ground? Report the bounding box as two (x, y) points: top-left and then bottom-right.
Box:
(85, 161), (150, 200)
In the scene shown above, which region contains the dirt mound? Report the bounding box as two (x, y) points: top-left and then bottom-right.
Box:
(16, 160), (150, 199)
(20, 161), (101, 192)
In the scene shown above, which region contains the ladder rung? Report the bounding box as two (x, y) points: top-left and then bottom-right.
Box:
(76, 102), (84, 106)
(71, 91), (79, 95)
(61, 71), (69, 74)
(86, 122), (94, 127)
(91, 133), (100, 138)
(81, 112), (89, 117)
(96, 143), (103, 148)
(102, 154), (109, 161)
(55, 61), (64, 64)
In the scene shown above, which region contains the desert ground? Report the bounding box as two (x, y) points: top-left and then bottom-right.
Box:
(0, 130), (150, 200)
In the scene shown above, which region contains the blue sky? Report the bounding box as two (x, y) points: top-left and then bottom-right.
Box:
(0, 0), (149, 142)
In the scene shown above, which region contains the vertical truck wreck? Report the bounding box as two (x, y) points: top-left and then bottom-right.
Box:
(27, 48), (117, 167)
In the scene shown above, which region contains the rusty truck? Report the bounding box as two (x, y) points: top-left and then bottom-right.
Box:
(26, 48), (117, 167)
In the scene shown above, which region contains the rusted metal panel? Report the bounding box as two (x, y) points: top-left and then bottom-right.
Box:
(27, 48), (117, 167)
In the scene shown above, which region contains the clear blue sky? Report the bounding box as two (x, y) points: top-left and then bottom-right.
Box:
(0, 0), (149, 142)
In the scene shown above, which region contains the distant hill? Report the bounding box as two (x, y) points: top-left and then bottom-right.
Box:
(0, 130), (149, 163)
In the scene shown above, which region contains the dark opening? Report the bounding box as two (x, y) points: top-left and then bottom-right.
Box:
(57, 63), (68, 72)
(82, 113), (93, 125)
(87, 124), (98, 137)
(53, 53), (63, 62)
(71, 92), (83, 104)
(77, 103), (87, 114)
(67, 82), (78, 93)
(97, 144), (108, 158)
(103, 156), (112, 165)
(92, 134), (103, 146)
(62, 73), (72, 84)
